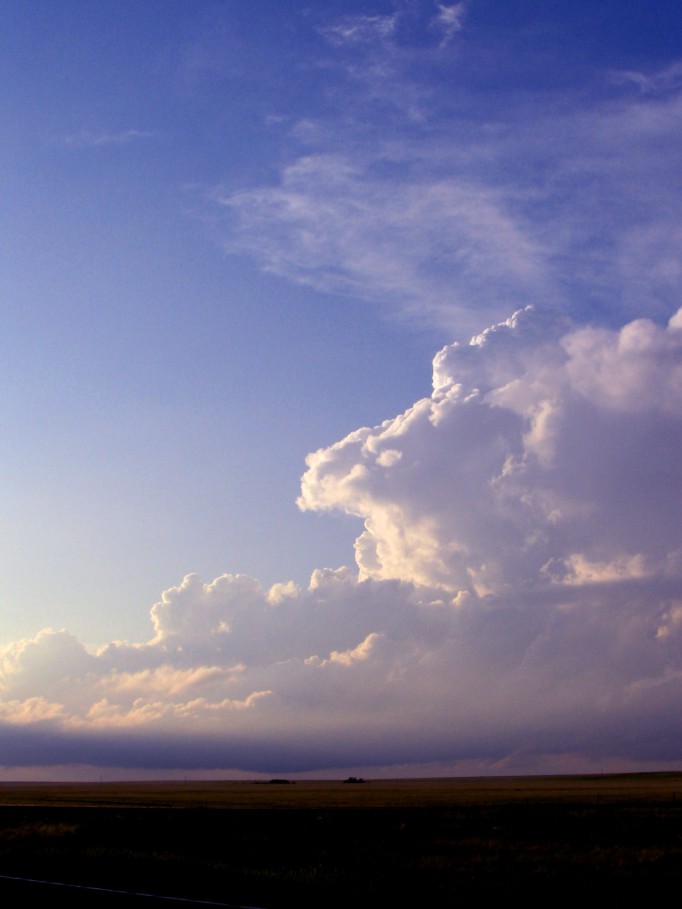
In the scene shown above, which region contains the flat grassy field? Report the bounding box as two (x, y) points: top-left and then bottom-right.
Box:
(0, 773), (680, 905)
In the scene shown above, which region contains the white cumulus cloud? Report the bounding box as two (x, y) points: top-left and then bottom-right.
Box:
(300, 306), (682, 598)
(1, 307), (682, 773)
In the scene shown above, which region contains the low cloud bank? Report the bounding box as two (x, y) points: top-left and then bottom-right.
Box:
(2, 307), (682, 773)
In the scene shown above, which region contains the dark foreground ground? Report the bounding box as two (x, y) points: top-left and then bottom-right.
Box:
(0, 773), (681, 906)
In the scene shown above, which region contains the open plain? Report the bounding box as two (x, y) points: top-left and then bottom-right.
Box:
(0, 773), (680, 905)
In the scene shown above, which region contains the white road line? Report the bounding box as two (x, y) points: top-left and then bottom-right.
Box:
(0, 874), (266, 907)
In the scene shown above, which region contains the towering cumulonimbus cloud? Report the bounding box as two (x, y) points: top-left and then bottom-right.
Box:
(1, 306), (682, 772)
(300, 306), (682, 597)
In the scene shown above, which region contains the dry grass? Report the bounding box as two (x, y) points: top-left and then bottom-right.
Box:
(0, 773), (680, 905)
(0, 771), (679, 809)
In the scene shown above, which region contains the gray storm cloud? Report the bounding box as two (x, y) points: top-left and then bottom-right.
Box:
(2, 307), (682, 772)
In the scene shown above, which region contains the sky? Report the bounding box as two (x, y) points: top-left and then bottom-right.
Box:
(1, 0), (682, 780)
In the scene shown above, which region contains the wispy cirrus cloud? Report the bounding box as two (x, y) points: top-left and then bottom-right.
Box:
(213, 2), (682, 333)
(219, 77), (682, 331)
(218, 152), (548, 330)
(432, 2), (466, 46)
(319, 12), (399, 48)
(609, 61), (682, 96)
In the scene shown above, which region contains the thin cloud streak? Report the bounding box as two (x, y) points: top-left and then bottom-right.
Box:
(62, 128), (156, 147)
(432, 3), (466, 47)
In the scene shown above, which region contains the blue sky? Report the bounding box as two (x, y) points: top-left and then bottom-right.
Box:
(1, 1), (682, 779)
(2, 0), (442, 643)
